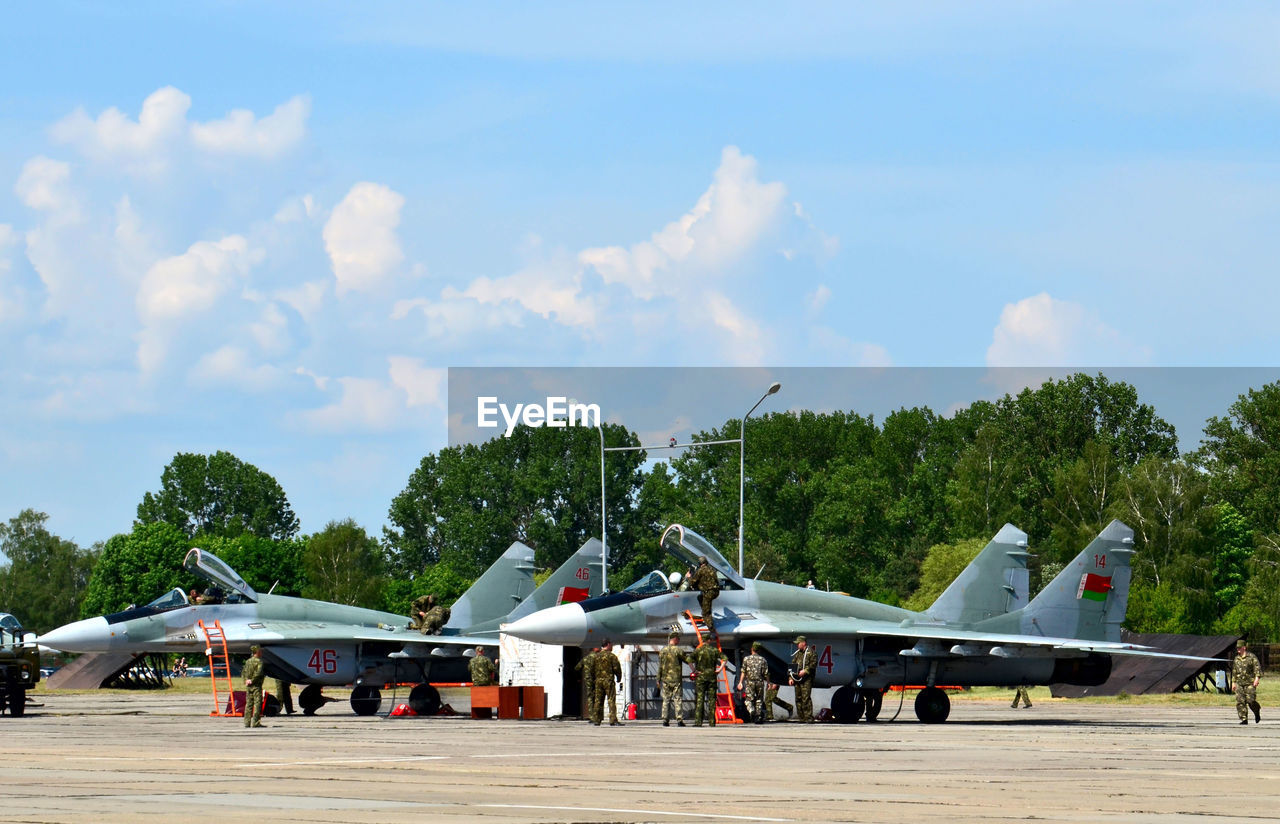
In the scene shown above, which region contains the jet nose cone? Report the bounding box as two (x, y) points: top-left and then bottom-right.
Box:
(39, 617), (113, 652)
(505, 603), (588, 645)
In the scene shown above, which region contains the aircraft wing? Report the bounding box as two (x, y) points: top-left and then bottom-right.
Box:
(730, 611), (1219, 661)
(214, 619), (494, 652)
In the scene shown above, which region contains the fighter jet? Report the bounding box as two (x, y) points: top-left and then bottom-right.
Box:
(42, 538), (604, 716)
(505, 521), (1204, 723)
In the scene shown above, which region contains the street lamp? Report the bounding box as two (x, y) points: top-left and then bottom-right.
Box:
(739, 381), (781, 575)
(596, 418), (607, 594)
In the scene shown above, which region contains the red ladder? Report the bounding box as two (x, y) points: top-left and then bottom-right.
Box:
(685, 610), (742, 724)
(197, 619), (240, 717)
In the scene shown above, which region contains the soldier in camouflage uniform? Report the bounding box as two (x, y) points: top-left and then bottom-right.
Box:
(764, 682), (792, 721)
(736, 641), (769, 724)
(592, 641), (624, 726)
(273, 677), (294, 714)
(469, 646), (495, 687)
(658, 632), (690, 726)
(789, 635), (817, 722)
(1233, 640), (1262, 725)
(242, 645), (266, 728)
(575, 646), (599, 721)
(690, 639), (725, 727)
(688, 556), (720, 635)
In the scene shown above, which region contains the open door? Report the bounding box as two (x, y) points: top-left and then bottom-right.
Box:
(183, 548), (258, 603)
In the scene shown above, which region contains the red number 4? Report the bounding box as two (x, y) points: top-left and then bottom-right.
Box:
(1094, 554), (1107, 569)
(818, 645), (834, 674)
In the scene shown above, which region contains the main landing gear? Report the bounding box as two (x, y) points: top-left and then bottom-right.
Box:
(831, 686), (884, 723)
(913, 686), (950, 723)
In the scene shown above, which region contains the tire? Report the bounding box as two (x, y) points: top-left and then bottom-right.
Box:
(864, 690), (883, 722)
(409, 683), (441, 716)
(913, 687), (951, 724)
(8, 688), (24, 718)
(263, 693), (282, 717)
(830, 685), (864, 723)
(350, 684), (382, 716)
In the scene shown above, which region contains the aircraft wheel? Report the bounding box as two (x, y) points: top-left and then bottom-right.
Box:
(350, 685), (382, 716)
(863, 690), (883, 722)
(409, 683), (441, 716)
(263, 694), (282, 717)
(299, 684), (325, 716)
(914, 687), (950, 724)
(732, 694), (749, 723)
(8, 689), (25, 717)
(830, 686), (864, 723)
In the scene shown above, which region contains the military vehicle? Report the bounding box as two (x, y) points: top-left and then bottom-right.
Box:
(0, 614), (40, 716)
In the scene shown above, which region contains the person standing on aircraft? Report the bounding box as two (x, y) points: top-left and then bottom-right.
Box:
(576, 646), (600, 722)
(805, 580), (816, 590)
(410, 594), (450, 634)
(470, 646), (496, 687)
(789, 636), (817, 723)
(274, 677), (295, 714)
(658, 632), (690, 727)
(690, 638), (725, 727)
(1011, 685), (1032, 708)
(592, 641), (624, 726)
(737, 641), (769, 724)
(689, 556), (720, 635)
(1233, 640), (1262, 724)
(242, 645), (266, 729)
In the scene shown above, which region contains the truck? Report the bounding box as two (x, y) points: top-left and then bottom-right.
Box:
(0, 614), (40, 716)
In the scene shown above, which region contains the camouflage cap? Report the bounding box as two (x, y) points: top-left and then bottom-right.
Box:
(794, 635), (806, 643)
(752, 641), (764, 651)
(1238, 640), (1248, 648)
(249, 644), (261, 653)
(668, 632), (680, 640)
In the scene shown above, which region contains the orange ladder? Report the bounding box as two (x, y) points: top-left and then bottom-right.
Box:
(685, 610), (742, 724)
(197, 619), (240, 717)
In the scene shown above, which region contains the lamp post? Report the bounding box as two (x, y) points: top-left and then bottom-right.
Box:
(596, 419), (607, 594)
(739, 381), (781, 575)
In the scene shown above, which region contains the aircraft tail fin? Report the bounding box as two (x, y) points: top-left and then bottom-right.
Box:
(981, 520), (1134, 642)
(447, 542), (537, 632)
(504, 538), (604, 625)
(926, 523), (1030, 625)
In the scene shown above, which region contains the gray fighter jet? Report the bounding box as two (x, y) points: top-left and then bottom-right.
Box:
(506, 521), (1203, 723)
(42, 538), (604, 715)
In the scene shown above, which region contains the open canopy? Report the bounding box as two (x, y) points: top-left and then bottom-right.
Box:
(660, 524), (745, 590)
(183, 547), (258, 603)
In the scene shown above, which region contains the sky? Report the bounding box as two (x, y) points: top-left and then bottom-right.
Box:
(1, 2), (1278, 550)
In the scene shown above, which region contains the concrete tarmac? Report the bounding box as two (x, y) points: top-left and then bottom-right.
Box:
(1, 692), (1277, 823)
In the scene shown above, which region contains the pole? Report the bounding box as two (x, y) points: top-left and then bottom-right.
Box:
(738, 381), (781, 576)
(597, 421), (607, 594)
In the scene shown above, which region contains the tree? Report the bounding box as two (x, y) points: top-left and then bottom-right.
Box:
(0, 510), (97, 633)
(80, 521), (193, 617)
(198, 534), (306, 597)
(302, 520), (384, 608)
(1197, 381), (1280, 536)
(136, 451), (300, 541)
(902, 537), (986, 612)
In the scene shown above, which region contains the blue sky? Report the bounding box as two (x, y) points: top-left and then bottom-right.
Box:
(2, 2), (1278, 549)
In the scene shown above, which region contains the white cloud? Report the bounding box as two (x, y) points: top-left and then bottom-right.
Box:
(808, 326), (893, 367)
(49, 86), (309, 175)
(986, 293), (1149, 367)
(190, 345), (283, 392)
(579, 145), (788, 299)
(454, 259), (599, 329)
(807, 284), (832, 314)
(705, 291), (767, 365)
(391, 294), (525, 338)
(323, 182), (406, 294)
(388, 356), (445, 408)
(275, 279), (328, 322)
(0, 224), (16, 271)
(190, 95), (310, 158)
(14, 156), (77, 215)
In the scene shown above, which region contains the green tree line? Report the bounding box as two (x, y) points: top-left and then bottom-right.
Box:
(4, 375), (1280, 640)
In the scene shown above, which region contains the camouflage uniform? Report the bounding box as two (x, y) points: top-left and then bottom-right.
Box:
(409, 595), (432, 630)
(791, 641), (817, 722)
(242, 651), (266, 728)
(764, 684), (793, 721)
(691, 642), (725, 727)
(1233, 646), (1262, 724)
(738, 648), (769, 723)
(575, 649), (599, 721)
(591, 647), (623, 726)
(689, 561), (720, 634)
(273, 678), (294, 714)
(658, 640), (690, 725)
(1011, 686), (1032, 708)
(469, 651), (496, 687)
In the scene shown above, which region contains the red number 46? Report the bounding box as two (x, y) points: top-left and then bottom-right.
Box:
(308, 649), (337, 674)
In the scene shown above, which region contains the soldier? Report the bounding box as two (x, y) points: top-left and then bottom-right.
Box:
(409, 594), (432, 630)
(1011, 685), (1032, 709)
(737, 641), (769, 724)
(789, 635), (817, 722)
(469, 646), (495, 687)
(658, 632), (690, 727)
(690, 638), (725, 727)
(410, 594), (450, 635)
(688, 556), (720, 635)
(1233, 640), (1262, 725)
(575, 646), (600, 722)
(765, 682), (793, 721)
(242, 645), (266, 729)
(592, 640), (624, 726)
(273, 677), (295, 715)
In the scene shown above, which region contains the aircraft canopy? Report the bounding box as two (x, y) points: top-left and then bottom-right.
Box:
(660, 524), (745, 589)
(183, 548), (258, 603)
